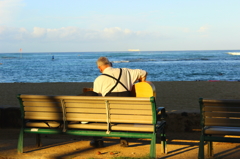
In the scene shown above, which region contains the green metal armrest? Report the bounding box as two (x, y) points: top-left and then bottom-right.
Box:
(157, 107), (166, 120)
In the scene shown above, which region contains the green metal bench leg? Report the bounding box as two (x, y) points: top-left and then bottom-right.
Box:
(161, 133), (167, 154)
(198, 135), (204, 159)
(150, 134), (156, 158)
(17, 128), (24, 153)
(36, 134), (42, 147)
(208, 141), (213, 157)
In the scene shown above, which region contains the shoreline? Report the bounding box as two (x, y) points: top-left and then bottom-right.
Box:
(1, 81), (240, 111)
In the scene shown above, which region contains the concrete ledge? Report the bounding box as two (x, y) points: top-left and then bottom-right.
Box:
(0, 107), (201, 132)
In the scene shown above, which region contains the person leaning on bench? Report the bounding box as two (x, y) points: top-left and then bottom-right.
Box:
(80, 56), (148, 147)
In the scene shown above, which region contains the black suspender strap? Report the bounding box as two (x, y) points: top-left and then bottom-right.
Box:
(102, 68), (129, 95)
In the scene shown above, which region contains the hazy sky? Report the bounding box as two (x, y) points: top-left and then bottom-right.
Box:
(1, 0), (240, 52)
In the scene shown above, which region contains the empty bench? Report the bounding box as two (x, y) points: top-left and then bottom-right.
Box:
(17, 94), (166, 158)
(198, 98), (240, 159)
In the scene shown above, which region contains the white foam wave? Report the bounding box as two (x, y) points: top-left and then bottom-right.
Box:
(112, 60), (129, 63)
(227, 52), (240, 55)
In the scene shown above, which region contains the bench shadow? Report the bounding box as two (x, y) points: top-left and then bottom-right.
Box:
(214, 145), (240, 158)
(161, 132), (240, 159)
(24, 137), (163, 158)
(10, 131), (240, 159)
(21, 134), (92, 153)
(24, 140), (77, 153)
(156, 131), (200, 158)
(161, 146), (198, 159)
(47, 136), (202, 159)
(27, 138), (122, 159)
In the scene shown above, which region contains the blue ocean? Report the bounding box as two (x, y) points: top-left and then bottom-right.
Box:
(0, 50), (240, 83)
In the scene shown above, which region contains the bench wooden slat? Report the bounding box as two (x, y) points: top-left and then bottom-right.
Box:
(66, 113), (152, 124)
(205, 118), (240, 127)
(109, 103), (152, 110)
(66, 113), (107, 122)
(19, 95), (152, 102)
(109, 100), (151, 105)
(110, 115), (152, 124)
(203, 106), (240, 112)
(62, 98), (150, 104)
(25, 112), (62, 120)
(23, 102), (62, 107)
(205, 112), (240, 118)
(26, 121), (62, 128)
(202, 98), (240, 104)
(65, 103), (105, 108)
(111, 123), (153, 132)
(204, 126), (240, 135)
(204, 103), (240, 107)
(110, 109), (152, 115)
(24, 107), (62, 112)
(24, 116), (62, 120)
(65, 102), (151, 110)
(68, 123), (107, 130)
(65, 108), (151, 115)
(64, 99), (150, 104)
(66, 108), (106, 113)
(21, 98), (61, 102)
(64, 99), (103, 103)
(49, 95), (150, 101)
(68, 123), (154, 132)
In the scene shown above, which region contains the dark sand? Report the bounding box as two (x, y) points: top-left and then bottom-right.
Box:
(1, 81), (240, 112)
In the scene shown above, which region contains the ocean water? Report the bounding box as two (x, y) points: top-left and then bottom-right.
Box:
(0, 50), (240, 83)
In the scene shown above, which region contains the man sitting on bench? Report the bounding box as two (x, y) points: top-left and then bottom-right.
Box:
(94, 56), (147, 96)
(90, 56), (148, 147)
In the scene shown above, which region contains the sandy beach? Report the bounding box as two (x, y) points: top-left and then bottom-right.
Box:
(1, 81), (240, 158)
(1, 129), (240, 159)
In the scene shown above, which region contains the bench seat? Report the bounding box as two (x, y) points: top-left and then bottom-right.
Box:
(26, 121), (62, 128)
(204, 126), (240, 135)
(68, 123), (154, 132)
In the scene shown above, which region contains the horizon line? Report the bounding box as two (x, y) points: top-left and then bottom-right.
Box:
(1, 49), (240, 53)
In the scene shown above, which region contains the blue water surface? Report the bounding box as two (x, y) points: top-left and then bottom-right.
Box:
(0, 50), (240, 83)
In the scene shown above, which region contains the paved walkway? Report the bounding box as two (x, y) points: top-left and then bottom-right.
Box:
(1, 129), (240, 159)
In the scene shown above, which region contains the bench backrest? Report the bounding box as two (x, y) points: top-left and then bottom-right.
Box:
(64, 96), (156, 124)
(18, 95), (157, 125)
(19, 95), (63, 121)
(200, 98), (240, 127)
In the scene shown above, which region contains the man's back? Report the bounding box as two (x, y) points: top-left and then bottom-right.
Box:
(94, 57), (147, 97)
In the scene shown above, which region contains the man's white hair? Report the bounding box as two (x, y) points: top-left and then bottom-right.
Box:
(96, 57), (111, 66)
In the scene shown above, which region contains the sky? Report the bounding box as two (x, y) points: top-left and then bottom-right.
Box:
(0, 0), (240, 52)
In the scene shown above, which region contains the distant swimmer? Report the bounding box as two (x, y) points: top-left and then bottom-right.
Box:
(52, 55), (54, 60)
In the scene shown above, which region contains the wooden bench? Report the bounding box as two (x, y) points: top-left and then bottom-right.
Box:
(198, 98), (240, 159)
(17, 95), (167, 158)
